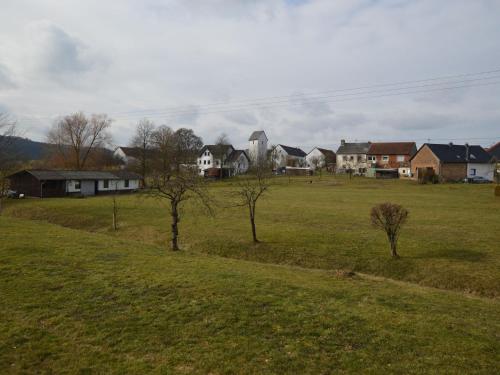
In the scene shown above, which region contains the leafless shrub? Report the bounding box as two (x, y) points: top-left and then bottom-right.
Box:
(370, 202), (409, 258)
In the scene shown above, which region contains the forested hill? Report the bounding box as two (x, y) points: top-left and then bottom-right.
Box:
(0, 136), (52, 160)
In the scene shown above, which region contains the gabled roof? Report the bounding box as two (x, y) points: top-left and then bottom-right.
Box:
(413, 144), (492, 163)
(487, 141), (500, 159)
(368, 142), (417, 156)
(8, 169), (143, 181)
(316, 147), (336, 159)
(116, 147), (142, 159)
(227, 150), (250, 163)
(199, 144), (235, 157)
(248, 131), (267, 141)
(278, 144), (307, 157)
(336, 142), (371, 155)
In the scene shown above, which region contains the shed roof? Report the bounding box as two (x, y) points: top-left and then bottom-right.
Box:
(8, 169), (143, 181)
(336, 142), (371, 155)
(368, 142), (416, 155)
(278, 144), (307, 157)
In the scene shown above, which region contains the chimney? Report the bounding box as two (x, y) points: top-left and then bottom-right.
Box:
(449, 142), (453, 147)
(341, 139), (345, 146)
(465, 143), (469, 161)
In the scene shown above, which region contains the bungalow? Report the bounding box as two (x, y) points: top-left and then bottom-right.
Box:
(336, 140), (371, 175)
(306, 147), (336, 172)
(367, 142), (417, 177)
(7, 169), (143, 198)
(272, 145), (307, 171)
(197, 145), (250, 177)
(410, 143), (494, 182)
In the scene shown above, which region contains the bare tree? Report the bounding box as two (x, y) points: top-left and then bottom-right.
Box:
(150, 170), (212, 250)
(173, 128), (203, 172)
(130, 119), (155, 180)
(152, 125), (176, 176)
(47, 112), (112, 170)
(370, 202), (409, 258)
(0, 113), (18, 214)
(309, 156), (324, 179)
(234, 161), (271, 243)
(213, 133), (230, 177)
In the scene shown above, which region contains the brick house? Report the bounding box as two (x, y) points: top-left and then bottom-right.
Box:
(410, 143), (494, 182)
(367, 142), (417, 177)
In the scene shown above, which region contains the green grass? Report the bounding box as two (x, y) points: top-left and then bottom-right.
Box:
(1, 216), (499, 373)
(6, 176), (500, 297)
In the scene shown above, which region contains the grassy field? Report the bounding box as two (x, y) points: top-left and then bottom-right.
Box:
(5, 176), (500, 297)
(1, 216), (499, 373)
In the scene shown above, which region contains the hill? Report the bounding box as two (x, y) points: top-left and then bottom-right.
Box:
(0, 135), (52, 160)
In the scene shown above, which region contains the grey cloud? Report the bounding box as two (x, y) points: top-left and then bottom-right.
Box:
(0, 64), (17, 89)
(224, 111), (258, 126)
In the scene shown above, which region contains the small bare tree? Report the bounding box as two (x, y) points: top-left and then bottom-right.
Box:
(370, 202), (409, 258)
(47, 112), (112, 170)
(234, 161), (271, 243)
(0, 113), (18, 214)
(150, 170), (212, 250)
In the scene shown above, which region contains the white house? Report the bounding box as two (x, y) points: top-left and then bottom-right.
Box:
(272, 144), (307, 170)
(335, 140), (371, 175)
(306, 147), (336, 171)
(114, 147), (142, 166)
(197, 144), (250, 177)
(248, 131), (268, 165)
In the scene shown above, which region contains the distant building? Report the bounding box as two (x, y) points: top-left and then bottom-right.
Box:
(248, 131), (268, 165)
(335, 140), (371, 175)
(306, 147), (336, 171)
(410, 143), (494, 182)
(366, 142), (417, 178)
(114, 147), (142, 166)
(197, 145), (250, 177)
(272, 144), (307, 170)
(7, 170), (143, 198)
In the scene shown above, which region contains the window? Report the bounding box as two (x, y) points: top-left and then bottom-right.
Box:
(208, 160), (211, 165)
(357, 156), (362, 162)
(397, 155), (405, 162)
(382, 155), (389, 162)
(349, 156), (354, 161)
(203, 160), (206, 165)
(367, 156), (375, 162)
(103, 180), (109, 189)
(343, 156), (347, 161)
(124, 180), (129, 188)
(470, 168), (476, 176)
(199, 160), (201, 164)
(74, 180), (81, 190)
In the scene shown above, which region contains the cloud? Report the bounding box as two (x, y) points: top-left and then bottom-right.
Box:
(0, 63), (17, 90)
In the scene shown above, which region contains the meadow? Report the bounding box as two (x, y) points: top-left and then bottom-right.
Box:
(5, 175), (500, 297)
(0, 216), (499, 373)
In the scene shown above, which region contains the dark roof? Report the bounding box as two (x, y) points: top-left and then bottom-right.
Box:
(248, 131), (267, 141)
(315, 147), (336, 159)
(117, 147), (142, 158)
(278, 144), (307, 157)
(227, 150), (250, 163)
(336, 142), (371, 155)
(368, 142), (417, 156)
(8, 169), (143, 181)
(199, 144), (234, 157)
(487, 142), (500, 159)
(415, 144), (492, 163)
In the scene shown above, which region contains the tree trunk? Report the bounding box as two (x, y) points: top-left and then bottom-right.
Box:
(389, 237), (399, 258)
(171, 200), (180, 251)
(249, 203), (258, 243)
(0, 197), (3, 216)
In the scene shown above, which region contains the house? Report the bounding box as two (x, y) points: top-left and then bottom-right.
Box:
(114, 147), (142, 166)
(7, 169), (143, 198)
(366, 142), (417, 177)
(487, 142), (500, 178)
(306, 147), (336, 172)
(410, 143), (494, 182)
(272, 144), (307, 171)
(197, 145), (250, 177)
(335, 140), (371, 175)
(248, 131), (268, 165)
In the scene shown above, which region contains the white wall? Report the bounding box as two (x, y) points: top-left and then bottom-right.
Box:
(197, 150), (215, 175)
(467, 163), (494, 181)
(336, 154), (368, 173)
(306, 148), (325, 170)
(248, 132), (268, 165)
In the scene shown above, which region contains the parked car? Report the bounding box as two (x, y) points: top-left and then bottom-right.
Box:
(6, 190), (19, 198)
(465, 176), (491, 184)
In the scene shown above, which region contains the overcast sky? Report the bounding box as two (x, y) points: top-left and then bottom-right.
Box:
(1, 0), (499, 151)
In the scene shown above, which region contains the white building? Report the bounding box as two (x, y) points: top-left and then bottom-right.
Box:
(248, 131), (268, 165)
(306, 147), (336, 171)
(272, 144), (307, 171)
(335, 140), (371, 175)
(114, 147), (141, 166)
(197, 145), (250, 177)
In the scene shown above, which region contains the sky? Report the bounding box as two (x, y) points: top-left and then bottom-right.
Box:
(1, 0), (500, 151)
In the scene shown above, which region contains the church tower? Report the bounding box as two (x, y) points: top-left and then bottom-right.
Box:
(248, 130), (268, 165)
